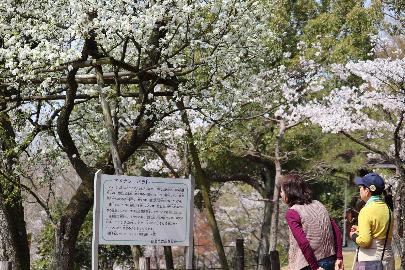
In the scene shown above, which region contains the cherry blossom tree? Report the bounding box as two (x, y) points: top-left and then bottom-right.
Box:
(307, 53), (405, 263)
(0, 0), (274, 268)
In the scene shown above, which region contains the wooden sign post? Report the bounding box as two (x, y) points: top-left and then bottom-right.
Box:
(92, 171), (194, 269)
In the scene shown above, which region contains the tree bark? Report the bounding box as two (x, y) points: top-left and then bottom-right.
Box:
(0, 112), (30, 270)
(131, 246), (142, 269)
(268, 120), (286, 252)
(97, 65), (123, 175)
(393, 165), (405, 269)
(178, 100), (229, 270)
(257, 167), (274, 270)
(53, 12), (174, 269)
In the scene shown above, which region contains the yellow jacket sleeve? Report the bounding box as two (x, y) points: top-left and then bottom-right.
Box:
(355, 207), (372, 247)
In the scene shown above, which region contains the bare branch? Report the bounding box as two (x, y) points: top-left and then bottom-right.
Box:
(147, 142), (180, 178)
(0, 170), (55, 224)
(341, 131), (391, 161)
(207, 173), (264, 195)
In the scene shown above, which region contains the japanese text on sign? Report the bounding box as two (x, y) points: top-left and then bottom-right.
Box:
(98, 174), (192, 246)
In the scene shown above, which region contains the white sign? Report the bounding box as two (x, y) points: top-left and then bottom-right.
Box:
(95, 173), (193, 246)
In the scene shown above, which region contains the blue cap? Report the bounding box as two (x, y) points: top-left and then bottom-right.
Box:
(355, 173), (385, 192)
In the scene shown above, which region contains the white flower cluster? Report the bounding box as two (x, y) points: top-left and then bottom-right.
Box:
(307, 58), (405, 133)
(0, 0), (273, 95)
(0, 0), (277, 171)
(305, 56), (405, 161)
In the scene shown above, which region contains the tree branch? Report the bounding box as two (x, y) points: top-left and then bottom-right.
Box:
(207, 173), (264, 195)
(147, 142), (180, 178)
(341, 131), (391, 161)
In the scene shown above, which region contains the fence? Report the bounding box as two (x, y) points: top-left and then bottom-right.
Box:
(0, 240), (280, 270)
(139, 239), (280, 270)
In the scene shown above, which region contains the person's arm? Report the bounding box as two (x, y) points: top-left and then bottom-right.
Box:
(286, 209), (319, 270)
(330, 219), (343, 259)
(330, 218), (344, 270)
(350, 208), (372, 247)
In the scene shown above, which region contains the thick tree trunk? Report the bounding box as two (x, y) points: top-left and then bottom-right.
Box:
(0, 194), (30, 270)
(53, 66), (96, 270)
(54, 112), (156, 269)
(53, 189), (93, 270)
(0, 112), (30, 270)
(257, 167), (274, 270)
(3, 194), (30, 270)
(54, 66), (160, 269)
(0, 197), (15, 265)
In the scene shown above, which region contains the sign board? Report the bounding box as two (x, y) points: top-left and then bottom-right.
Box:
(92, 171), (195, 270)
(95, 173), (194, 246)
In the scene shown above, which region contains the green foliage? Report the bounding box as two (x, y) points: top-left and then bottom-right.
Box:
(32, 221), (55, 270)
(330, 0), (361, 19)
(281, 124), (326, 172)
(310, 175), (357, 221)
(317, 133), (368, 173)
(202, 123), (264, 176)
(278, 242), (289, 267)
(266, 0), (382, 64)
(33, 200), (132, 270)
(33, 200), (65, 270)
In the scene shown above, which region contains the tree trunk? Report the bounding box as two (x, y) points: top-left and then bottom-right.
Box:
(257, 167), (274, 270)
(54, 98), (156, 269)
(53, 13), (172, 268)
(268, 169), (281, 252)
(393, 165), (405, 269)
(178, 100), (229, 270)
(269, 120), (286, 252)
(0, 112), (30, 270)
(54, 192), (93, 270)
(131, 246), (142, 269)
(0, 198), (14, 263)
(97, 65), (123, 176)
(54, 66), (97, 270)
(3, 194), (30, 270)
(163, 247), (174, 270)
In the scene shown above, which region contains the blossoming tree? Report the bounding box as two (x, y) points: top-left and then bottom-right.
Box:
(0, 0), (274, 268)
(307, 54), (405, 264)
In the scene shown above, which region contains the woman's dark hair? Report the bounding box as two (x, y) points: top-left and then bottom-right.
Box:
(371, 190), (383, 196)
(280, 174), (312, 207)
(383, 185), (394, 211)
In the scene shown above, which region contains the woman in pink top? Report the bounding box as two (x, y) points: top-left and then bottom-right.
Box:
(280, 174), (344, 270)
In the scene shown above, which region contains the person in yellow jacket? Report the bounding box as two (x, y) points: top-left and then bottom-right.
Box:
(349, 173), (394, 270)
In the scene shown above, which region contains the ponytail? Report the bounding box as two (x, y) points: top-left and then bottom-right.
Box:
(384, 185), (394, 211)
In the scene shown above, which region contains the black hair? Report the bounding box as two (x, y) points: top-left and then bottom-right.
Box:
(370, 189), (383, 196)
(360, 184), (383, 196)
(383, 185), (394, 211)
